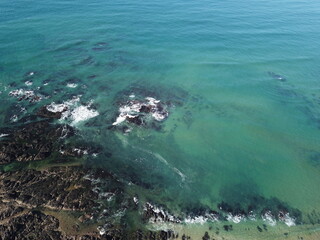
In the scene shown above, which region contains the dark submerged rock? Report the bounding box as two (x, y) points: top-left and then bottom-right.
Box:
(9, 89), (42, 103)
(37, 105), (68, 119)
(223, 225), (233, 231)
(268, 71), (286, 82)
(142, 202), (181, 224)
(202, 232), (210, 240)
(217, 190), (303, 224)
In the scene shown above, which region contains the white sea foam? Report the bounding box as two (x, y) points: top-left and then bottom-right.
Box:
(113, 209), (126, 219)
(69, 105), (99, 125)
(10, 115), (18, 122)
(100, 192), (115, 201)
(262, 211), (276, 226)
(152, 111), (168, 121)
(280, 212), (295, 227)
(144, 202), (179, 224)
(20, 107), (26, 113)
(248, 211), (256, 221)
(227, 213), (246, 223)
(150, 152), (186, 182)
(97, 226), (106, 235)
(25, 80), (33, 86)
(72, 148), (88, 155)
(173, 167), (186, 182)
(145, 97), (160, 105)
(184, 216), (208, 225)
(133, 196), (139, 204)
(67, 83), (78, 88)
(112, 96), (168, 126)
(112, 115), (127, 126)
(46, 103), (68, 113)
(9, 89), (41, 102)
(46, 96), (99, 125)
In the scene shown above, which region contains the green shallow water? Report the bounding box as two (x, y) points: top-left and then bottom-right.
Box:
(1, 0), (320, 237)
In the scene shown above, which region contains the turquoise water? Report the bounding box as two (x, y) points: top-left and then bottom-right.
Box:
(1, 0), (320, 235)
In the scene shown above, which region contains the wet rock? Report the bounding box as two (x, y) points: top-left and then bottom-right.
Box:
(0, 120), (74, 164)
(0, 208), (63, 240)
(42, 78), (52, 86)
(223, 225), (233, 231)
(79, 235), (104, 240)
(0, 166), (99, 211)
(181, 234), (191, 240)
(126, 115), (143, 125)
(112, 97), (169, 129)
(0, 202), (108, 240)
(9, 89), (42, 103)
(268, 72), (286, 82)
(257, 226), (263, 232)
(140, 105), (152, 113)
(217, 194), (302, 224)
(88, 75), (98, 79)
(77, 56), (94, 66)
(202, 232), (210, 240)
(114, 84), (189, 109)
(37, 105), (68, 119)
(143, 202), (181, 224)
(8, 82), (17, 88)
(262, 224), (268, 231)
(24, 71), (37, 77)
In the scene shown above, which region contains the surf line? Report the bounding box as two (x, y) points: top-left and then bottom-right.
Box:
(130, 145), (186, 182)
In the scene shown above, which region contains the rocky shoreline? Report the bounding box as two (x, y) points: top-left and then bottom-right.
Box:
(0, 95), (319, 240)
(0, 106), (181, 240)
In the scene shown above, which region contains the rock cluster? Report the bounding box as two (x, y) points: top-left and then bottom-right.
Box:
(0, 166), (104, 240)
(0, 120), (74, 165)
(0, 166), (98, 211)
(9, 89), (42, 103)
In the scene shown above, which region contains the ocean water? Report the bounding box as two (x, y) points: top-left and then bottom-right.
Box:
(1, 0), (320, 238)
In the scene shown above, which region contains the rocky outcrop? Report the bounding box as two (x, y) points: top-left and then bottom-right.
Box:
(0, 206), (64, 240)
(0, 166), (98, 212)
(37, 105), (67, 119)
(0, 174), (178, 239)
(0, 120), (74, 165)
(0, 166), (106, 240)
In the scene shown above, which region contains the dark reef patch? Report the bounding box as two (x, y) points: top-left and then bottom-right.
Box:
(110, 83), (189, 132)
(217, 196), (302, 225)
(307, 151), (320, 168)
(37, 105), (68, 119)
(218, 181), (303, 224)
(113, 83), (189, 109)
(268, 71), (286, 82)
(223, 225), (233, 231)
